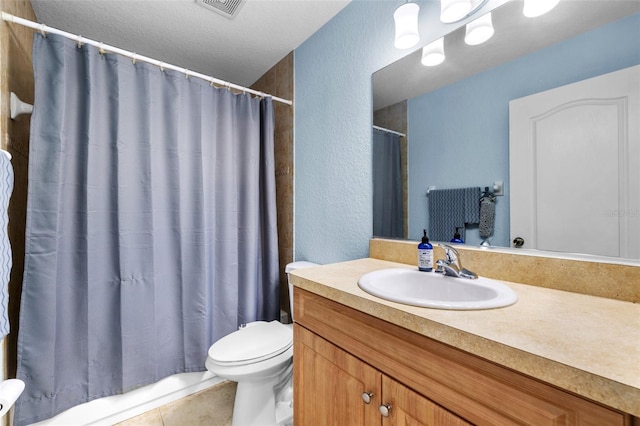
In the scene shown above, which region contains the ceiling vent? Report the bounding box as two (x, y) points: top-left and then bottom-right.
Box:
(195, 0), (246, 19)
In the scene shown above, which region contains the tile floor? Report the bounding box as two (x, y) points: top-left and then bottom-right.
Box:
(115, 381), (236, 426)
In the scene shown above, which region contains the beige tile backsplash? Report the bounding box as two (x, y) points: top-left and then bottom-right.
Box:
(370, 238), (640, 303)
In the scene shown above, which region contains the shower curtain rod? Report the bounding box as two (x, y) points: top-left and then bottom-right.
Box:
(1, 11), (293, 106)
(373, 125), (406, 138)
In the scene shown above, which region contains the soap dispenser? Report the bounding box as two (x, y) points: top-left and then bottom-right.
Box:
(417, 230), (433, 272)
(450, 227), (464, 244)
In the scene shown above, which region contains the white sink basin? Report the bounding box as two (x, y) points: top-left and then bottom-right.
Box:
(357, 268), (518, 310)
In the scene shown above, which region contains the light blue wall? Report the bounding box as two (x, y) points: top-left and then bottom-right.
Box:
(407, 13), (640, 247)
(294, 0), (508, 264)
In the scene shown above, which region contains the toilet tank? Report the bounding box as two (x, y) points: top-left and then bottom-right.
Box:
(285, 261), (318, 322)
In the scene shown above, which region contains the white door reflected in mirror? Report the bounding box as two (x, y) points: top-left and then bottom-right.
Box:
(509, 65), (640, 259)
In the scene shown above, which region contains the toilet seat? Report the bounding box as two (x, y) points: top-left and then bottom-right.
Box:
(207, 321), (293, 367)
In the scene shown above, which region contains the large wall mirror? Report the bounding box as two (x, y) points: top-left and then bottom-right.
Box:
(372, 0), (640, 261)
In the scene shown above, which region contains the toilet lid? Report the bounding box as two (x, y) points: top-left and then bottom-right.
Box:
(208, 321), (292, 365)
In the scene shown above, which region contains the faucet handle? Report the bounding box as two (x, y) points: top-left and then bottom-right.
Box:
(435, 243), (478, 279)
(438, 243), (459, 263)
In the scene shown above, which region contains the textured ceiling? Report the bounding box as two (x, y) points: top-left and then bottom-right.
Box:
(30, 0), (351, 88)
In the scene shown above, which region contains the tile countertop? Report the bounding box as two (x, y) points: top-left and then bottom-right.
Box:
(289, 258), (640, 417)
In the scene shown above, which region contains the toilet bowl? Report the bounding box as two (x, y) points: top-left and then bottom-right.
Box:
(205, 261), (318, 426)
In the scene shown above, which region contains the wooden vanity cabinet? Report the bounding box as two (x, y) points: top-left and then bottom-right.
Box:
(293, 288), (631, 426)
(295, 324), (470, 426)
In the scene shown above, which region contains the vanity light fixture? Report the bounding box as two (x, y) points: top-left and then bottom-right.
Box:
(523, 0), (560, 18)
(464, 12), (494, 45)
(421, 37), (446, 66)
(394, 2), (420, 49)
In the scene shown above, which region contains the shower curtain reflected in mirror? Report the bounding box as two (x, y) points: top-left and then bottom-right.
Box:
(372, 129), (404, 238)
(15, 33), (279, 426)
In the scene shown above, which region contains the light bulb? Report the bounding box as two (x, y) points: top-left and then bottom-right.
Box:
(465, 12), (494, 45)
(421, 38), (445, 67)
(394, 2), (420, 49)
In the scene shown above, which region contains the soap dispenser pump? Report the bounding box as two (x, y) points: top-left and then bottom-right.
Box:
(418, 230), (433, 272)
(450, 227), (464, 244)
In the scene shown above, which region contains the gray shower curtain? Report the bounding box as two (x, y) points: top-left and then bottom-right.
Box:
(15, 33), (279, 425)
(372, 129), (404, 238)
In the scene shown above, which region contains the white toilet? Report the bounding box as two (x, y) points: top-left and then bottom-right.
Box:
(205, 261), (318, 426)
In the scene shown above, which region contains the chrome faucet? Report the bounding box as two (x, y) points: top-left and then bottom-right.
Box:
(435, 244), (478, 279)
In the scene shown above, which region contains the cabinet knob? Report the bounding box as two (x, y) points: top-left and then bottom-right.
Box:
(361, 391), (374, 404)
(379, 403), (392, 417)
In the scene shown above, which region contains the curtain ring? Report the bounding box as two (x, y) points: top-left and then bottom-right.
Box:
(184, 68), (190, 79)
(40, 23), (46, 37)
(209, 78), (215, 87)
(76, 35), (83, 48)
(131, 53), (137, 65)
(159, 62), (165, 72)
(225, 82), (231, 91)
(98, 43), (105, 56)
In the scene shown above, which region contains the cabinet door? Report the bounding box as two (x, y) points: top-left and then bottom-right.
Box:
(294, 324), (381, 426)
(381, 375), (471, 426)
